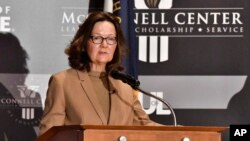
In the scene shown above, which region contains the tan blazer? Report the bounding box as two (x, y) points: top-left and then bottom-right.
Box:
(39, 68), (157, 135)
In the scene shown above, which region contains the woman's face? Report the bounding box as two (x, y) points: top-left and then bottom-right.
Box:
(87, 21), (117, 68)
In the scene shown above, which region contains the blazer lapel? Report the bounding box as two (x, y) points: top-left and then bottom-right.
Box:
(76, 70), (107, 124)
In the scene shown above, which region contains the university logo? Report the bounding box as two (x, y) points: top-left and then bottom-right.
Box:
(134, 0), (173, 63)
(6, 85), (42, 125)
(17, 85), (39, 120)
(0, 83), (42, 125)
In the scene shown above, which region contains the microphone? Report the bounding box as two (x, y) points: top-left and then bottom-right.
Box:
(110, 70), (177, 126)
(110, 70), (140, 89)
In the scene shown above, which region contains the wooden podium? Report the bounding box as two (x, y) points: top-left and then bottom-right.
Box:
(36, 125), (228, 141)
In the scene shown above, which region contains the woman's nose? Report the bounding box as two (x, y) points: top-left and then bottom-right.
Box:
(100, 39), (108, 48)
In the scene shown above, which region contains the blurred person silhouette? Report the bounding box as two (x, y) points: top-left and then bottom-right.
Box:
(0, 33), (43, 141)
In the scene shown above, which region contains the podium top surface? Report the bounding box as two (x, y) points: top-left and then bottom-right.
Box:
(80, 125), (228, 132)
(37, 125), (228, 141)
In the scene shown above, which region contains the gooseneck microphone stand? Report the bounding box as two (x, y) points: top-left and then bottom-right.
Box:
(134, 86), (177, 127)
(110, 70), (177, 126)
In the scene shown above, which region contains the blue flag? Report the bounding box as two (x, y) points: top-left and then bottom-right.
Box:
(112, 0), (138, 79)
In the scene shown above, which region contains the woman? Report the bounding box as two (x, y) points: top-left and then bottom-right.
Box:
(39, 11), (159, 136)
